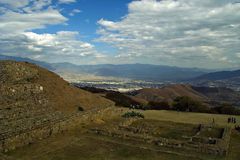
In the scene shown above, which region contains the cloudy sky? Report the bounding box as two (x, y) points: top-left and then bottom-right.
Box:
(0, 0), (239, 69)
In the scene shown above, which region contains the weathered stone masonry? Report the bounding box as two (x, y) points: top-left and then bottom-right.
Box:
(0, 61), (117, 153)
(0, 106), (118, 152)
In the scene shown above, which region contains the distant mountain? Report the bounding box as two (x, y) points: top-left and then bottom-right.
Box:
(51, 62), (86, 74)
(0, 54), (211, 82)
(190, 69), (240, 92)
(194, 69), (240, 81)
(0, 54), (54, 70)
(192, 86), (240, 106)
(52, 63), (211, 82)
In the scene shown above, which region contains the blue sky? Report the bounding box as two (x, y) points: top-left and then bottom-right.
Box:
(34, 0), (132, 54)
(0, 0), (240, 68)
(35, 0), (131, 37)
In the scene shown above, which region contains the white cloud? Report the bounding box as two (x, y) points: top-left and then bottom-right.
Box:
(58, 0), (76, 4)
(0, 0), (30, 9)
(97, 0), (240, 68)
(0, 8), (67, 34)
(23, 0), (53, 13)
(0, 31), (103, 63)
(237, 53), (240, 58)
(24, 31), (100, 58)
(0, 0), (105, 64)
(69, 9), (81, 16)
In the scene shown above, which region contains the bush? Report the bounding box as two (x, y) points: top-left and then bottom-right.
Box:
(77, 106), (84, 111)
(172, 96), (209, 113)
(147, 101), (171, 110)
(212, 103), (240, 115)
(105, 92), (143, 108)
(122, 111), (144, 119)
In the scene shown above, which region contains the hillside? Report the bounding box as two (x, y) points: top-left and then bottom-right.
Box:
(0, 54), (54, 71)
(132, 84), (208, 104)
(193, 69), (240, 81)
(0, 61), (114, 151)
(0, 61), (113, 112)
(127, 84), (240, 109)
(192, 86), (240, 106)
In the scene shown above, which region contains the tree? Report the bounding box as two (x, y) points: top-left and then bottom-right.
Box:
(212, 103), (240, 115)
(172, 96), (209, 113)
(148, 101), (171, 110)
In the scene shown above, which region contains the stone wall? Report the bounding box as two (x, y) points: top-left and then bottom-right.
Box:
(89, 120), (231, 156)
(0, 106), (120, 153)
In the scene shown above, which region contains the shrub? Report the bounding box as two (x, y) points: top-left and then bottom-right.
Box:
(212, 103), (240, 115)
(105, 92), (143, 108)
(77, 106), (84, 111)
(172, 96), (209, 113)
(147, 101), (171, 110)
(122, 111), (144, 119)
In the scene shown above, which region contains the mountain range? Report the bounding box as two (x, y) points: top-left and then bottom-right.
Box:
(1, 54), (240, 82)
(193, 70), (240, 81)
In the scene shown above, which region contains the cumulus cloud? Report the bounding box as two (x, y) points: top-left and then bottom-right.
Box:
(0, 0), (103, 64)
(0, 31), (101, 62)
(0, 0), (29, 9)
(0, 9), (67, 34)
(97, 0), (240, 68)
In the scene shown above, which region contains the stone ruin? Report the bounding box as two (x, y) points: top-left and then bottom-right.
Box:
(0, 62), (69, 152)
(0, 61), (115, 153)
(90, 119), (232, 157)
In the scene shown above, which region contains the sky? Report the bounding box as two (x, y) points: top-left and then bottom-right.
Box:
(0, 0), (239, 69)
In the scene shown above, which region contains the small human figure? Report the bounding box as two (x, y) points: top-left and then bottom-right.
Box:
(228, 117), (231, 123)
(234, 118), (236, 124)
(212, 118), (215, 125)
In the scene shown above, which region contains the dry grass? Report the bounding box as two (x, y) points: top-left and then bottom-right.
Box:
(134, 84), (207, 103)
(227, 130), (240, 160)
(138, 109), (240, 127)
(0, 61), (114, 113)
(6, 131), (204, 160)
(4, 108), (240, 160)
